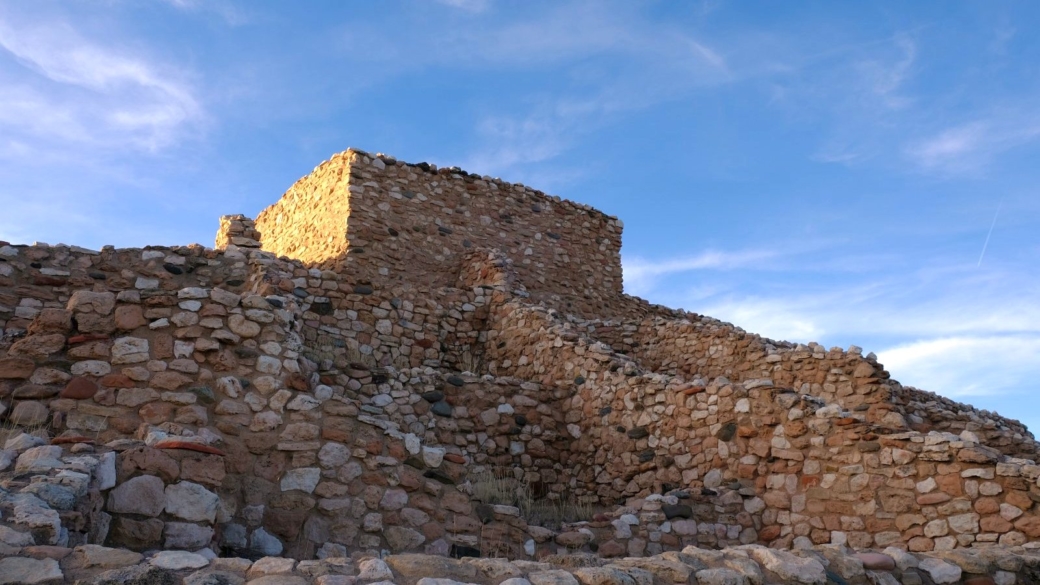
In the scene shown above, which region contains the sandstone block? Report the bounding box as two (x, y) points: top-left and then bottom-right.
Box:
(107, 475), (165, 517)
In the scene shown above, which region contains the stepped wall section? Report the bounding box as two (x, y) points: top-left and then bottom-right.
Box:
(0, 149), (1037, 573)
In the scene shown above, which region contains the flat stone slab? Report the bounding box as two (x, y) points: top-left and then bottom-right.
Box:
(150, 550), (210, 570)
(0, 557), (63, 585)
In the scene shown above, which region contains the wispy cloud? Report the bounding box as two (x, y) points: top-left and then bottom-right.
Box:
(338, 2), (735, 178)
(432, 0), (489, 13)
(459, 109), (571, 178)
(0, 13), (203, 156)
(803, 35), (921, 166)
(159, 0), (253, 25)
(877, 335), (1040, 398)
(904, 115), (1040, 174)
(856, 35), (916, 109)
(623, 249), (779, 297)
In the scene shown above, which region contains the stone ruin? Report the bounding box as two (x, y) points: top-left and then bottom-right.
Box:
(0, 147), (1038, 584)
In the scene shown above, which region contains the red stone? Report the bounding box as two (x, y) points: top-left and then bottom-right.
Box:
(286, 373), (310, 391)
(800, 475), (821, 488)
(444, 453), (466, 464)
(100, 373), (135, 389)
(34, 275), (66, 286)
(51, 436), (95, 445)
(415, 338), (435, 349)
(759, 525), (782, 541)
(67, 334), (110, 345)
(0, 356), (35, 379)
(682, 386), (706, 395)
(153, 439), (225, 456)
(835, 417), (857, 426)
(60, 377), (98, 399)
(1014, 515), (1040, 537)
(980, 515), (1012, 533)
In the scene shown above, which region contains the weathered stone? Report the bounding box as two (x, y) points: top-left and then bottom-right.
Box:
(529, 570), (581, 585)
(281, 467), (321, 493)
(357, 558), (393, 581)
(9, 334), (66, 359)
(571, 567), (637, 585)
(0, 557), (63, 585)
(164, 523), (215, 549)
(10, 400), (50, 426)
(555, 531), (592, 548)
(250, 528), (283, 556)
(385, 526), (426, 552)
(385, 554), (478, 582)
(918, 558), (962, 584)
(228, 314), (261, 337)
(166, 481), (220, 522)
(61, 376), (98, 399)
(110, 517), (164, 548)
(0, 357), (36, 379)
(695, 568), (749, 585)
(748, 547), (826, 585)
(151, 551), (210, 570)
(15, 445), (64, 473)
(107, 475), (166, 517)
(66, 544), (144, 569)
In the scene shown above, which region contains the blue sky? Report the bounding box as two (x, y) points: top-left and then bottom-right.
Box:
(0, 1), (1038, 435)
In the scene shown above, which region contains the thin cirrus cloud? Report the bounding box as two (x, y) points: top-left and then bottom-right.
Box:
(904, 115), (1040, 175)
(683, 278), (1039, 434)
(336, 3), (733, 180)
(622, 249), (780, 298)
(624, 243), (1039, 418)
(877, 335), (1040, 398)
(0, 15), (203, 157)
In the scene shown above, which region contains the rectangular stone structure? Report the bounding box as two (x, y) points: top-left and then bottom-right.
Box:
(254, 148), (624, 317)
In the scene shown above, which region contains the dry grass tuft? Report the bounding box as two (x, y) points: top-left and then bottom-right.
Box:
(470, 468), (595, 531)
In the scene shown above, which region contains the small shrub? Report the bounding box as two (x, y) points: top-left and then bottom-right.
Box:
(470, 468), (596, 530)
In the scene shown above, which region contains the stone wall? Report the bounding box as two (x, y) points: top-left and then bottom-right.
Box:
(1, 148), (1039, 568)
(255, 149), (625, 319)
(479, 294), (1040, 554)
(579, 314), (1039, 462)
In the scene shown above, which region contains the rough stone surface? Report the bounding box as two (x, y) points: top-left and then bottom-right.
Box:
(150, 551), (210, 570)
(0, 557), (63, 585)
(0, 149), (1037, 581)
(107, 475), (166, 517)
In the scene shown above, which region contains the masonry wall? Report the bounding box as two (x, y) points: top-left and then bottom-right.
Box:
(254, 156), (352, 266)
(1, 150), (1039, 565)
(482, 298), (1040, 553)
(0, 237), (601, 562)
(255, 149), (625, 319)
(579, 314), (1040, 462)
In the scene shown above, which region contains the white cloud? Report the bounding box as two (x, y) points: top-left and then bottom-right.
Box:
(460, 110), (570, 178)
(433, 0), (489, 13)
(337, 2), (735, 179)
(856, 35), (916, 109)
(877, 335), (1040, 398)
(905, 116), (1040, 174)
(159, 0), (252, 26)
(0, 15), (203, 155)
(623, 249), (779, 297)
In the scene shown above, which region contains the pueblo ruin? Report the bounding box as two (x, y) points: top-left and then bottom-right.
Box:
(0, 148), (1038, 584)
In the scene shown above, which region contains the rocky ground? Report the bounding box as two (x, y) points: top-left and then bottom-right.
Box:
(2, 542), (1040, 585)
